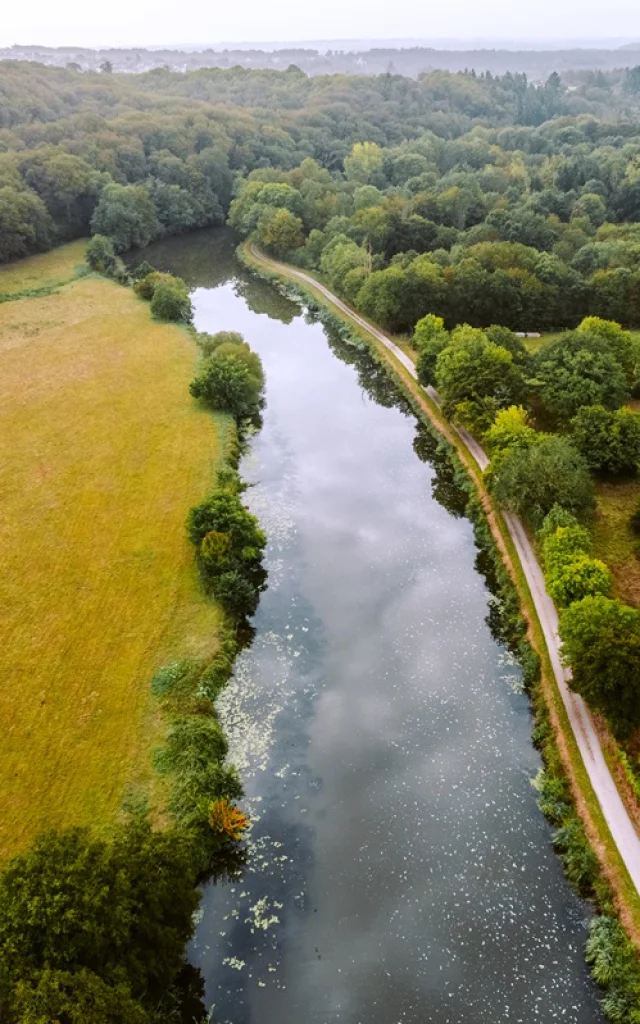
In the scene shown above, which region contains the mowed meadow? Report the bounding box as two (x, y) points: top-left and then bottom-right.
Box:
(0, 242), (229, 860)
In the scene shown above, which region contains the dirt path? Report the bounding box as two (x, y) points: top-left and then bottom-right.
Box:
(251, 246), (640, 894)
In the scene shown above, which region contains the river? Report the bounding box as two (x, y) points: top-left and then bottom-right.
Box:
(136, 229), (603, 1024)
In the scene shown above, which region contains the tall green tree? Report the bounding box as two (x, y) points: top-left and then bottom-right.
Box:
(560, 596), (640, 735)
(90, 184), (158, 252)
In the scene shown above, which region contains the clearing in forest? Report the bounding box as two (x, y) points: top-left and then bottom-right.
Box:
(0, 244), (228, 860)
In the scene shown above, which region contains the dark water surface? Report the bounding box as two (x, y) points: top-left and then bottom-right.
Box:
(138, 230), (603, 1024)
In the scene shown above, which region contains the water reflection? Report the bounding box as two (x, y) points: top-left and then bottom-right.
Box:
(143, 231), (604, 1024)
(127, 227), (300, 324)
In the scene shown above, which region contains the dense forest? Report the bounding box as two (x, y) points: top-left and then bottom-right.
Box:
(3, 60), (640, 330)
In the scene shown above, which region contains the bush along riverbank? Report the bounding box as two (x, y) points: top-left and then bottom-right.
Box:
(0, 251), (267, 1024)
(239, 246), (640, 1022)
(152, 325), (267, 874)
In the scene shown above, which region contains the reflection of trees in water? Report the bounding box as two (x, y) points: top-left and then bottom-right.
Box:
(319, 319), (520, 654)
(412, 423), (470, 519)
(127, 227), (302, 326)
(323, 319), (473, 520)
(234, 274), (299, 323)
(321, 320), (409, 411)
(126, 227), (239, 289)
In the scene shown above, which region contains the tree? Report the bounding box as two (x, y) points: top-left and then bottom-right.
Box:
(535, 330), (630, 422)
(484, 405), (538, 455)
(90, 184), (157, 252)
(0, 186), (52, 263)
(190, 355), (261, 418)
(0, 823), (199, 1011)
(546, 554), (612, 607)
(196, 330), (244, 358)
(187, 491), (265, 550)
(484, 324), (529, 365)
(19, 148), (101, 240)
(490, 435), (595, 527)
(560, 596), (640, 735)
(434, 326), (526, 430)
(575, 316), (634, 378)
(85, 235), (117, 274)
(570, 405), (640, 474)
(211, 569), (262, 619)
(414, 314), (450, 387)
(344, 142), (384, 184)
(189, 342), (264, 419)
(256, 206), (304, 256)
(11, 969), (149, 1024)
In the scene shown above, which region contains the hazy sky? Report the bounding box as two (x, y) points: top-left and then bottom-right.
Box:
(2, 0), (640, 49)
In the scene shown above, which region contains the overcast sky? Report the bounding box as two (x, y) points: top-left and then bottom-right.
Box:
(2, 0), (640, 49)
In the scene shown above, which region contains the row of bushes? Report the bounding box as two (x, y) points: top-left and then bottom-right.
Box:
(246, 252), (640, 1023)
(148, 330), (268, 874)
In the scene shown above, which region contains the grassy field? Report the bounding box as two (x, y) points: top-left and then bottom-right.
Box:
(593, 478), (640, 607)
(0, 239), (88, 298)
(0, 244), (229, 860)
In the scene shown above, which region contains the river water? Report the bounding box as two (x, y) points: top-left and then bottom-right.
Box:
(137, 230), (603, 1024)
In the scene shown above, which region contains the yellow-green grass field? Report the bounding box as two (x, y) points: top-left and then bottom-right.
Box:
(0, 239), (88, 296)
(593, 478), (640, 608)
(0, 244), (229, 861)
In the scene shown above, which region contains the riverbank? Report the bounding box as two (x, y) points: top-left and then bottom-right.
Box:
(240, 242), (640, 947)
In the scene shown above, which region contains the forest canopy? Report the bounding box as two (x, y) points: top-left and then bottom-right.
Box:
(3, 58), (640, 337)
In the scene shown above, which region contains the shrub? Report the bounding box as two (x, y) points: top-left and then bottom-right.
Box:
(86, 235), (116, 274)
(150, 279), (192, 323)
(130, 260), (156, 282)
(552, 817), (599, 893)
(189, 351), (263, 419)
(586, 916), (640, 1020)
(200, 530), (231, 574)
(155, 716), (228, 778)
(538, 504), (582, 541)
(208, 799), (249, 842)
(133, 271), (163, 300)
(631, 500), (640, 536)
